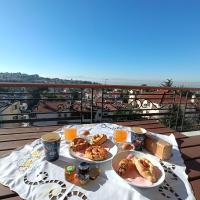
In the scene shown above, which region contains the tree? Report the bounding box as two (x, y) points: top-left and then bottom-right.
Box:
(140, 84), (154, 92)
(162, 104), (181, 128)
(161, 79), (173, 87)
(26, 88), (47, 110)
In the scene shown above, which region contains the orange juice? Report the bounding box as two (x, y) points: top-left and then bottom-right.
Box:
(64, 127), (77, 142)
(113, 129), (127, 143)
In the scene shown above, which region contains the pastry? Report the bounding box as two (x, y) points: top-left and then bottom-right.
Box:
(91, 134), (107, 146)
(117, 158), (134, 176)
(121, 143), (134, 151)
(82, 130), (90, 137)
(70, 138), (90, 152)
(85, 146), (108, 161)
(133, 157), (157, 183)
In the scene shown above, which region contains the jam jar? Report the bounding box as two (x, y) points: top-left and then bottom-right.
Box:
(65, 165), (76, 182)
(77, 162), (90, 184)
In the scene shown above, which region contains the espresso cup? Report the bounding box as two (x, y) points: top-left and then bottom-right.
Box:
(41, 132), (61, 161)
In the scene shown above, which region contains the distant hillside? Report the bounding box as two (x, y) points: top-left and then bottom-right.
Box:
(0, 72), (98, 84)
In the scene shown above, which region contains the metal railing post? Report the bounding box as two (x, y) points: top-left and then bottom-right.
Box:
(91, 88), (93, 124)
(101, 88), (104, 122)
(180, 92), (188, 131)
(169, 91), (176, 128)
(80, 88), (83, 124)
(175, 91), (182, 131)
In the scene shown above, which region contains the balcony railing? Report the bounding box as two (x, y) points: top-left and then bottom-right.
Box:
(0, 82), (200, 131)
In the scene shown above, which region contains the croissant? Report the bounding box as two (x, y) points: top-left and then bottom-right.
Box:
(133, 157), (157, 183)
(91, 134), (107, 146)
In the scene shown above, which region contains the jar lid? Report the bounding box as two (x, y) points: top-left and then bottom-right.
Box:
(65, 165), (76, 173)
(78, 162), (90, 170)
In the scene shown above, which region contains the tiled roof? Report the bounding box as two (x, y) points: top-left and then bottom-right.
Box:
(33, 100), (71, 112)
(136, 90), (192, 105)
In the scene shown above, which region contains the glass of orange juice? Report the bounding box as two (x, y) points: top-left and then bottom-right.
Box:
(64, 127), (77, 142)
(113, 129), (127, 143)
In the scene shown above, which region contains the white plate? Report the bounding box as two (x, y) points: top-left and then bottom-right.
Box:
(112, 150), (165, 188)
(69, 139), (118, 164)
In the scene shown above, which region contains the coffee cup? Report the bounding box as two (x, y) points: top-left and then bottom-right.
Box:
(41, 132), (61, 161)
(131, 127), (147, 151)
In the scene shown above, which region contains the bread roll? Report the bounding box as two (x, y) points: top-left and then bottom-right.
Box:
(133, 157), (157, 182)
(144, 136), (172, 160)
(82, 130), (90, 136)
(122, 143), (134, 151)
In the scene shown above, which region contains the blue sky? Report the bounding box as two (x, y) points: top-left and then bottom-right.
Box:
(0, 0), (200, 84)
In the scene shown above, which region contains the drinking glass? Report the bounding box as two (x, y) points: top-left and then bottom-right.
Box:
(64, 127), (77, 142)
(113, 129), (127, 143)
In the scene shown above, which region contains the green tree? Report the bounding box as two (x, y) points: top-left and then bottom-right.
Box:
(161, 104), (182, 129)
(27, 88), (47, 110)
(161, 79), (173, 87)
(160, 104), (193, 131)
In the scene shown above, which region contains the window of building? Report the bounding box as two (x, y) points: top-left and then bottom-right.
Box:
(143, 101), (150, 108)
(13, 116), (18, 120)
(143, 103), (147, 108)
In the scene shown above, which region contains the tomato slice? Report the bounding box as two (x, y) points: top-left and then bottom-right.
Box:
(140, 159), (150, 168)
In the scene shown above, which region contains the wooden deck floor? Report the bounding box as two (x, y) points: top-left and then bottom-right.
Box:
(0, 120), (200, 200)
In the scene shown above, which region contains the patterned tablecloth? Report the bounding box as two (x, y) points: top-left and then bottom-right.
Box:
(0, 123), (196, 200)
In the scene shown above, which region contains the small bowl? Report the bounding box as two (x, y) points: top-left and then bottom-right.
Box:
(131, 127), (147, 134)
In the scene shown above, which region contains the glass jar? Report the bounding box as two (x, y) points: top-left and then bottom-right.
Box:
(65, 165), (76, 182)
(77, 162), (90, 184)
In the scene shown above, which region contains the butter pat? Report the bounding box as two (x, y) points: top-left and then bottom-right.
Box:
(144, 136), (172, 160)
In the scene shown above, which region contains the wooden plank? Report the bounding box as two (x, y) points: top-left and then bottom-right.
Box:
(3, 197), (22, 200)
(116, 122), (166, 129)
(0, 126), (62, 135)
(146, 127), (175, 135)
(0, 139), (35, 151)
(116, 120), (159, 126)
(0, 184), (18, 199)
(191, 179), (200, 200)
(177, 136), (200, 148)
(0, 150), (12, 157)
(119, 121), (185, 139)
(185, 159), (200, 181)
(1, 121), (155, 135)
(117, 121), (177, 136)
(133, 123), (165, 129)
(181, 146), (200, 161)
(173, 132), (187, 139)
(0, 132), (47, 142)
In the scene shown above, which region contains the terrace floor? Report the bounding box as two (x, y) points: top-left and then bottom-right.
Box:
(0, 120), (200, 200)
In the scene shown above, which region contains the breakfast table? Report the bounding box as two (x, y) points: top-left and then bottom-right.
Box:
(0, 122), (196, 200)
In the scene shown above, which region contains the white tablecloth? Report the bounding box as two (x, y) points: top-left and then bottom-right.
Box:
(0, 123), (196, 200)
